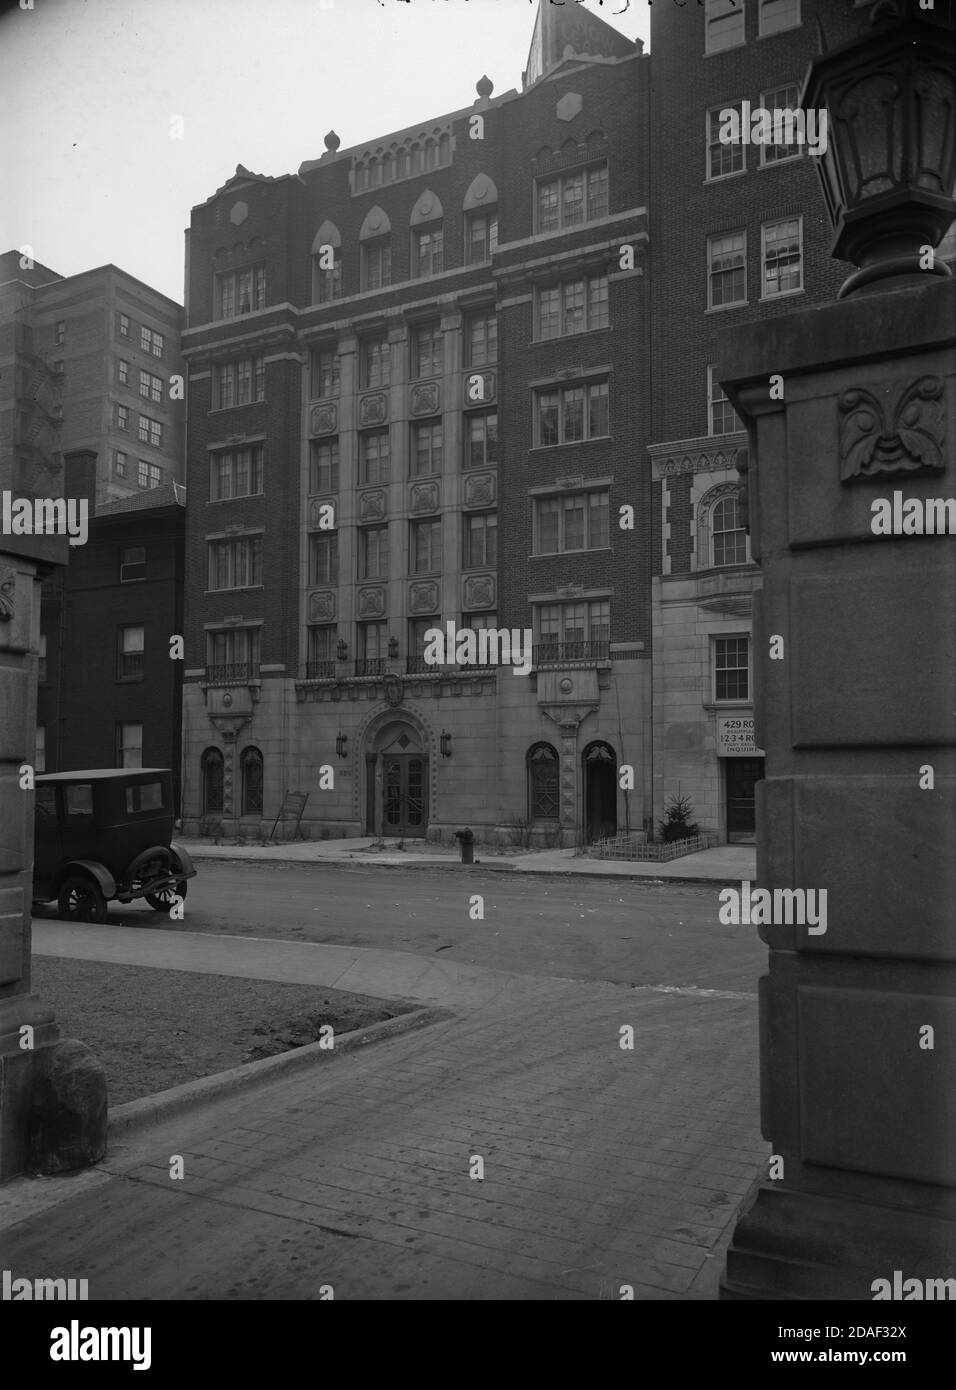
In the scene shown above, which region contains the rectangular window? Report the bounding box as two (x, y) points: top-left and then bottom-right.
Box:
(207, 627), (260, 677)
(308, 532), (338, 586)
(216, 357), (265, 408)
(35, 725), (45, 774)
(116, 404), (129, 431)
(208, 535), (263, 590)
(359, 430), (390, 485)
(139, 369), (163, 403)
(140, 326), (151, 353)
(466, 312), (497, 366)
(413, 324), (443, 379)
(413, 225), (444, 278)
(708, 230), (747, 308)
(149, 464), (161, 488)
(705, 0), (746, 53)
(118, 359), (129, 385)
(138, 459), (149, 488)
(316, 251), (342, 304)
(118, 624), (145, 681)
(209, 445), (264, 501)
(152, 330), (164, 358)
(307, 625), (337, 677)
(54, 321), (65, 345)
(217, 265), (266, 319)
(407, 617), (434, 671)
(311, 348), (340, 399)
(536, 380), (609, 446)
(762, 217), (803, 297)
(712, 494), (749, 567)
(536, 275), (608, 338)
(759, 0), (800, 36)
(410, 517), (442, 575)
(760, 84), (803, 165)
(715, 636), (750, 701)
(358, 526), (389, 580)
(116, 724), (143, 770)
(137, 414), (163, 447)
(114, 450), (127, 477)
(119, 546), (145, 582)
(118, 313), (130, 337)
(411, 420), (443, 477)
(362, 240), (391, 291)
(707, 103), (745, 179)
(309, 438), (339, 495)
(465, 210), (498, 265)
(362, 336), (391, 389)
(463, 512), (497, 569)
(465, 411), (498, 470)
(708, 366), (742, 436)
(357, 622), (387, 672)
(536, 163), (608, 233)
(536, 600), (610, 658)
(534, 491), (609, 554)
(38, 632), (47, 684)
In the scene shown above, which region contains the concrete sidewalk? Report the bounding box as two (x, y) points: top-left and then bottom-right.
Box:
(180, 835), (756, 883)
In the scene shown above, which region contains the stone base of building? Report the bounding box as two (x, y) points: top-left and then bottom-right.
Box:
(720, 1182), (956, 1301)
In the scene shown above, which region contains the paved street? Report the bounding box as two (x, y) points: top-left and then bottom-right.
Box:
(7, 866), (768, 1300)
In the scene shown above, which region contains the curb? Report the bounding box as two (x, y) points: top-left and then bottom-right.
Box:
(108, 1004), (452, 1141)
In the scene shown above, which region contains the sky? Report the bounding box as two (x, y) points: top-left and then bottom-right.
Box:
(0, 0), (651, 305)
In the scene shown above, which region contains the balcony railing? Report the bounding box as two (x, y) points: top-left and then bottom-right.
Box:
(205, 662), (260, 683)
(533, 641), (610, 668)
(354, 657), (387, 678)
(305, 658), (337, 680)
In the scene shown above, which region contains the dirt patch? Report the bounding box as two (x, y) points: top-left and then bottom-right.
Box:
(31, 957), (412, 1106)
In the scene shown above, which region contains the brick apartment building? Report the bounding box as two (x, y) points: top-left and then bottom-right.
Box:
(180, 1), (650, 845)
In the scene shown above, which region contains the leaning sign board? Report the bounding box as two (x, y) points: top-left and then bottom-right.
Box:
(716, 716), (765, 757)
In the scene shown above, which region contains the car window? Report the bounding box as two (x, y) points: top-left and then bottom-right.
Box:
(64, 784), (94, 819)
(125, 782), (164, 814)
(35, 785), (58, 824)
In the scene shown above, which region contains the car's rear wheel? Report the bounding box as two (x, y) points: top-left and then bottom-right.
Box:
(145, 880), (187, 912)
(57, 875), (109, 923)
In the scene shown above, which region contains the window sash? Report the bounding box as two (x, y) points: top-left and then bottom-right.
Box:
(360, 431), (390, 484)
(363, 339), (390, 388)
(209, 536), (262, 589)
(715, 637), (750, 700)
(411, 519), (441, 574)
(466, 412), (497, 468)
(364, 241), (391, 290)
(763, 218), (803, 296)
(415, 326), (442, 378)
(537, 382), (609, 445)
(708, 104), (745, 179)
(467, 315), (497, 366)
(359, 527), (389, 579)
(312, 350), (340, 399)
(411, 422), (443, 476)
(463, 513), (497, 568)
(309, 533), (338, 585)
(709, 232), (747, 307)
(415, 227), (444, 277)
(309, 440), (340, 495)
(537, 165), (608, 233)
(535, 491), (609, 553)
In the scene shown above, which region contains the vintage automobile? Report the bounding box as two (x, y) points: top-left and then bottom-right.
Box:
(33, 769), (196, 922)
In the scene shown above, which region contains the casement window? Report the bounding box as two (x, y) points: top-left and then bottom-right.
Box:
(139, 369), (163, 403)
(116, 723), (143, 769)
(534, 491), (609, 554)
(240, 747), (263, 816)
(207, 627), (260, 676)
(759, 0), (800, 37)
(705, 0), (746, 54)
(217, 357), (265, 408)
(137, 460), (149, 488)
(117, 625), (145, 681)
(711, 494), (750, 568)
(413, 324), (443, 379)
(137, 415), (162, 447)
(707, 103), (745, 179)
(359, 430), (390, 485)
(536, 380), (609, 446)
(708, 365), (742, 435)
(216, 265), (266, 319)
(410, 517), (442, 575)
(527, 743), (559, 820)
(315, 251), (342, 304)
(762, 217), (803, 297)
(147, 463), (162, 489)
(201, 748), (224, 814)
(413, 225), (443, 278)
(357, 622), (388, 672)
(210, 445), (264, 500)
(410, 420), (443, 477)
(463, 512), (497, 569)
(309, 438), (339, 495)
(715, 635), (750, 700)
(306, 625), (337, 677)
(537, 275), (608, 339)
(760, 84), (803, 165)
(358, 526), (389, 580)
(362, 336), (391, 389)
(116, 404), (129, 431)
(708, 231), (747, 308)
(114, 450), (127, 477)
(118, 359), (129, 385)
(466, 312), (497, 366)
(465, 210), (498, 265)
(362, 239), (392, 291)
(118, 313), (130, 337)
(536, 163), (608, 233)
(208, 535), (263, 590)
(140, 326), (165, 357)
(465, 411), (498, 469)
(119, 546), (145, 583)
(308, 532), (338, 586)
(311, 348), (340, 400)
(537, 600), (610, 656)
(407, 617), (433, 671)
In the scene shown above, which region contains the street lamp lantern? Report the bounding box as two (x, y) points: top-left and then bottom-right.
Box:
(802, 2), (956, 298)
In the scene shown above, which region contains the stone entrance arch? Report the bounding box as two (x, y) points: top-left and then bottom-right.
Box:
(364, 715), (429, 837)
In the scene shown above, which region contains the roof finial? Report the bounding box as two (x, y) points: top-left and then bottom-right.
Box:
(324, 130), (341, 154)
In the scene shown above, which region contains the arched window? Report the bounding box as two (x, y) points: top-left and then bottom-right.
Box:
(360, 206), (392, 291)
(463, 174), (499, 266)
(410, 190), (444, 279)
(201, 747), (224, 815)
(711, 492), (749, 567)
(240, 746), (263, 816)
(312, 221), (342, 304)
(527, 743), (559, 822)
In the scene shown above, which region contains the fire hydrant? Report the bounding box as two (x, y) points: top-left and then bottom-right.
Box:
(454, 827), (475, 864)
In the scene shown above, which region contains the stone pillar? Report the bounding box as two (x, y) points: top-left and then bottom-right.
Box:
(717, 278), (956, 1297)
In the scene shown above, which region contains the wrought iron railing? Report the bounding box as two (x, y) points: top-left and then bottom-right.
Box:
(533, 641), (610, 667)
(205, 662), (260, 682)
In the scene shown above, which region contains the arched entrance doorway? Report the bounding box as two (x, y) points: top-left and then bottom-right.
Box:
(365, 719), (429, 837)
(583, 741), (617, 843)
